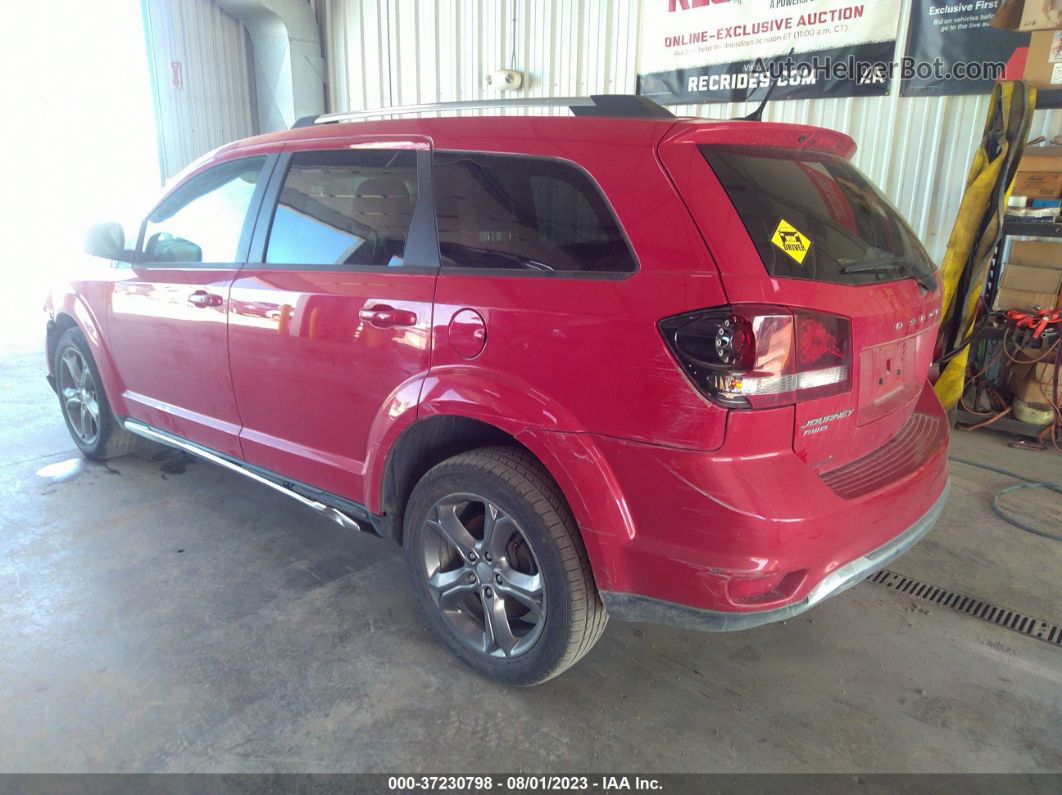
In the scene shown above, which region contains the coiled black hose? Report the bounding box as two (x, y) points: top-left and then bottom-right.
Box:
(949, 457), (1062, 542)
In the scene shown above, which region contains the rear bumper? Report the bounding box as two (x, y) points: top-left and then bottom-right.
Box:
(581, 380), (950, 624)
(601, 480), (949, 631)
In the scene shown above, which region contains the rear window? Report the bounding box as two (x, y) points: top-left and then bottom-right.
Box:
(433, 152), (636, 274)
(700, 147), (936, 287)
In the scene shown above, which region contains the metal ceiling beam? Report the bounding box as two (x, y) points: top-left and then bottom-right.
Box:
(215, 0), (325, 133)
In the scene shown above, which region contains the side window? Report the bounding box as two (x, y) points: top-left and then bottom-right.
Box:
(265, 149), (418, 267)
(142, 157), (265, 264)
(433, 152), (636, 274)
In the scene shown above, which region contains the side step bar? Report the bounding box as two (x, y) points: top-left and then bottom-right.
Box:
(122, 420), (375, 535)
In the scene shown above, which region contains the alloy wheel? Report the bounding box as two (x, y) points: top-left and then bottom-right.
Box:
(419, 492), (546, 658)
(59, 348), (101, 445)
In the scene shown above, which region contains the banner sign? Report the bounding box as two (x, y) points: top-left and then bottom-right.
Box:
(637, 0), (903, 105)
(901, 0), (1028, 96)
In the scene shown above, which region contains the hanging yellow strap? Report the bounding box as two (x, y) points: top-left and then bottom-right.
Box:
(934, 82), (1036, 411)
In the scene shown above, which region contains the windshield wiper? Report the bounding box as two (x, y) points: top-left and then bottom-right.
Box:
(839, 252), (908, 273)
(840, 254), (937, 292)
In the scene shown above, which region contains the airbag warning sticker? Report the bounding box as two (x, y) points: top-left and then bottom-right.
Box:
(771, 219), (811, 265)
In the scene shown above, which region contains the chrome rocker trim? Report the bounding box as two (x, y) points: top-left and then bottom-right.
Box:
(122, 419), (374, 534)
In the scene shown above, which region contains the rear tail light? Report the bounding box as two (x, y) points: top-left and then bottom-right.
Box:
(659, 305), (851, 408)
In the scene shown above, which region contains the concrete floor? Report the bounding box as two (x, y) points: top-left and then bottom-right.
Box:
(1, 339), (1060, 774)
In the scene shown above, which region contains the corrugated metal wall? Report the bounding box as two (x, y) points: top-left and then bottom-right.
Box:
(312, 0), (1062, 263)
(143, 0), (257, 180)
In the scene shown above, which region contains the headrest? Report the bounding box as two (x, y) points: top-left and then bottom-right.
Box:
(355, 177), (411, 203)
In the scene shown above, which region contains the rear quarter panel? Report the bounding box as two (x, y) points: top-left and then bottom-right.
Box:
(421, 119), (733, 450)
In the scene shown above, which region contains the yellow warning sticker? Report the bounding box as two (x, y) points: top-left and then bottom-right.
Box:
(770, 219), (811, 265)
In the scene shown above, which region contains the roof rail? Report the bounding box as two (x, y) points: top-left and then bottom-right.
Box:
(295, 95), (675, 128)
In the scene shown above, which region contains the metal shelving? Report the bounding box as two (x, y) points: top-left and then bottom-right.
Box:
(1000, 220), (1062, 238)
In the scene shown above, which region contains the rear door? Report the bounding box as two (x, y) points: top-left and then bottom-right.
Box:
(661, 127), (942, 473)
(227, 139), (437, 503)
(108, 155), (272, 457)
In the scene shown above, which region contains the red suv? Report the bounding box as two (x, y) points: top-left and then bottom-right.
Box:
(47, 96), (950, 685)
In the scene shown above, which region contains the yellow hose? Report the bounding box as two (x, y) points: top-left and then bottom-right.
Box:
(934, 82), (1037, 410)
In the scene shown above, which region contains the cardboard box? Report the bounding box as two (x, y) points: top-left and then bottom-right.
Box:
(1001, 263), (1062, 292)
(1010, 361), (1060, 406)
(1012, 171), (1062, 198)
(992, 0), (1062, 32)
(1032, 361), (1060, 382)
(994, 286), (1061, 310)
(1023, 29), (1062, 89)
(1014, 375), (1058, 406)
(1010, 240), (1062, 267)
(1019, 146), (1062, 172)
(1012, 145), (1062, 199)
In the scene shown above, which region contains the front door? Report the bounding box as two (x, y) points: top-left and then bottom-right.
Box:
(227, 142), (438, 504)
(107, 155), (272, 457)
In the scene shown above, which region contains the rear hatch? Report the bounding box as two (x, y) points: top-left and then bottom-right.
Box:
(658, 121), (941, 473)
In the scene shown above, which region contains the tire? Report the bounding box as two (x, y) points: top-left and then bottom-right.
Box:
(403, 446), (607, 685)
(53, 327), (140, 461)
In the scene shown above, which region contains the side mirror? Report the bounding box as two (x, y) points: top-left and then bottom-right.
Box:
(84, 222), (125, 260)
(145, 232), (202, 263)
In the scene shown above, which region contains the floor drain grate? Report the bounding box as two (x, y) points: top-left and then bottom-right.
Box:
(868, 569), (1062, 648)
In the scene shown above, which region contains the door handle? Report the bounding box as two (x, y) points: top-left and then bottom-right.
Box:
(359, 304), (418, 328)
(188, 290), (223, 308)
